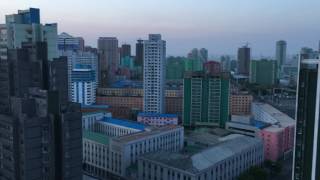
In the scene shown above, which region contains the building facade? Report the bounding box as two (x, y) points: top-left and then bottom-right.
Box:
(230, 92), (253, 115)
(98, 37), (119, 87)
(293, 59), (320, 180)
(237, 45), (250, 76)
(250, 59), (277, 86)
(143, 34), (166, 113)
(276, 40), (287, 78)
(71, 65), (97, 105)
(5, 8), (58, 60)
(137, 112), (178, 126)
(183, 72), (230, 128)
(139, 135), (263, 180)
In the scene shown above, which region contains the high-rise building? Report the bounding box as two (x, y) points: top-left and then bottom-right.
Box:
(300, 47), (319, 60)
(237, 45), (251, 76)
(293, 58), (320, 180)
(0, 9), (82, 180)
(276, 40), (287, 78)
(120, 43), (131, 59)
(220, 55), (231, 72)
(71, 65), (97, 105)
(135, 39), (143, 66)
(0, 24), (7, 60)
(5, 8), (58, 60)
(143, 34), (166, 113)
(135, 39), (144, 80)
(183, 72), (230, 128)
(199, 48), (208, 62)
(250, 59), (277, 86)
(166, 56), (185, 80)
(58, 32), (84, 52)
(49, 56), (69, 104)
(204, 61), (221, 74)
(98, 37), (119, 87)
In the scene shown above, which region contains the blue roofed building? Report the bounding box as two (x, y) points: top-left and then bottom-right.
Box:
(95, 117), (146, 137)
(137, 112), (178, 126)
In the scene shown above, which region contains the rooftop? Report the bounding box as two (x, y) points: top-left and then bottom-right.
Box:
(141, 135), (262, 174)
(138, 112), (178, 118)
(81, 104), (109, 109)
(111, 80), (143, 88)
(83, 130), (110, 145)
(113, 125), (183, 143)
(253, 103), (295, 127)
(101, 117), (145, 131)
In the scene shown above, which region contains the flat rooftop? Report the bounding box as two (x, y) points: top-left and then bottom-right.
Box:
(101, 117), (145, 131)
(138, 112), (178, 118)
(83, 130), (110, 145)
(141, 135), (261, 174)
(113, 125), (183, 143)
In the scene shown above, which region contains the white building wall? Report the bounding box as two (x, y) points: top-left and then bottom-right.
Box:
(143, 34), (166, 113)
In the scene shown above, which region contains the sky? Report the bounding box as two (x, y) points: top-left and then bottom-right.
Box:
(1, 0), (320, 57)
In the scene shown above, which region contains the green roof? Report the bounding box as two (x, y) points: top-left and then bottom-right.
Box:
(83, 130), (110, 145)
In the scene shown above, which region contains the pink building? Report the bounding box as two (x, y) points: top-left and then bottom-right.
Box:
(137, 113), (178, 126)
(204, 61), (221, 74)
(258, 122), (295, 161)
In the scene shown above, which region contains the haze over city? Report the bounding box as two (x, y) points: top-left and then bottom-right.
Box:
(2, 0), (320, 56)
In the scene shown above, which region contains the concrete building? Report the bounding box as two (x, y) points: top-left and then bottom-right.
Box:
(230, 92), (253, 115)
(49, 56), (69, 104)
(166, 56), (185, 80)
(237, 45), (250, 76)
(82, 111), (112, 131)
(139, 135), (263, 180)
(98, 37), (119, 87)
(276, 40), (287, 78)
(252, 102), (294, 125)
(95, 117), (145, 137)
(143, 34), (166, 113)
(96, 87), (183, 118)
(137, 112), (178, 126)
(250, 59), (277, 86)
(204, 61), (221, 74)
(83, 124), (184, 179)
(58, 32), (83, 52)
(226, 116), (269, 137)
(293, 58), (320, 180)
(120, 43), (131, 59)
(71, 65), (97, 105)
(0, 24), (7, 60)
(5, 8), (58, 60)
(183, 72), (230, 128)
(251, 103), (295, 161)
(199, 48), (208, 62)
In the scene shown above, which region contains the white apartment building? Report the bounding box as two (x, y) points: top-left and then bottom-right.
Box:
(143, 34), (166, 113)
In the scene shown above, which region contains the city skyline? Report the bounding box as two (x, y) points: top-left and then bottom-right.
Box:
(2, 0), (320, 57)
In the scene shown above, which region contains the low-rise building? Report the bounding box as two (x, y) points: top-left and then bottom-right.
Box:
(83, 121), (184, 180)
(226, 118), (269, 137)
(139, 135), (263, 180)
(252, 103), (295, 161)
(82, 112), (111, 131)
(137, 112), (178, 126)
